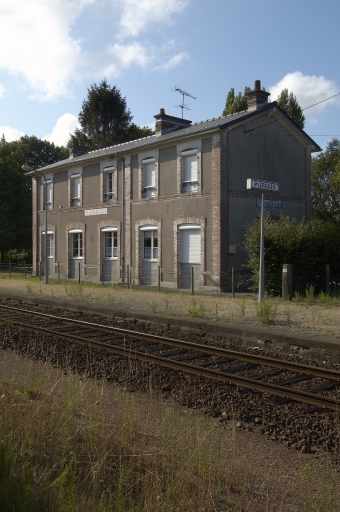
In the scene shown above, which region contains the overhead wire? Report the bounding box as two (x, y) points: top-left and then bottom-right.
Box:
(245, 90), (340, 134)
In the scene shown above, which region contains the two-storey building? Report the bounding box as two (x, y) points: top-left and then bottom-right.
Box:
(31, 81), (320, 290)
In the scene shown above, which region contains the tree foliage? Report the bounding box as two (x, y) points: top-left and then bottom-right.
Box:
(243, 214), (340, 295)
(311, 138), (340, 224)
(276, 88), (305, 129)
(0, 135), (67, 261)
(222, 87), (250, 116)
(222, 85), (305, 130)
(73, 79), (153, 150)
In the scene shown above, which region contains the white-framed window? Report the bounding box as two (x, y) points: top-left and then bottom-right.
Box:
(141, 227), (158, 260)
(69, 230), (83, 258)
(142, 158), (156, 198)
(45, 180), (52, 210)
(70, 174), (81, 206)
(103, 166), (114, 202)
(42, 231), (54, 258)
(182, 149), (198, 193)
(101, 228), (118, 259)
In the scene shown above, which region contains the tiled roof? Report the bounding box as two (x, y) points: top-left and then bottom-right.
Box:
(38, 103), (320, 172)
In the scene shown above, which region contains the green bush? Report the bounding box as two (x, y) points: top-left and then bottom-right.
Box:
(243, 214), (340, 296)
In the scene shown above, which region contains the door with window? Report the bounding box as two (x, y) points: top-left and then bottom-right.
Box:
(179, 226), (201, 289)
(141, 227), (158, 285)
(101, 228), (118, 282)
(69, 230), (83, 279)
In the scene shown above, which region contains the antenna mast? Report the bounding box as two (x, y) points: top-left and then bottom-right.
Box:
(172, 85), (197, 118)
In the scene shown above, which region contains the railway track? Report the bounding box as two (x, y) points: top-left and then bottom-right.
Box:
(0, 303), (340, 411)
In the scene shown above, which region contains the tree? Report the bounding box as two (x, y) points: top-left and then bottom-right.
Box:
(311, 138), (340, 223)
(276, 88), (305, 129)
(123, 123), (154, 141)
(0, 135), (68, 261)
(78, 79), (132, 149)
(222, 86), (250, 116)
(18, 135), (68, 168)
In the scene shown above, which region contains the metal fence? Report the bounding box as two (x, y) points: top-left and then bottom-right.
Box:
(1, 262), (338, 297)
(0, 263), (33, 278)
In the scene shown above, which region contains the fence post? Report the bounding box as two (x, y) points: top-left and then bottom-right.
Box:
(78, 263), (81, 284)
(39, 262), (42, 280)
(58, 262), (60, 283)
(191, 266), (194, 295)
(9, 261), (11, 278)
(232, 267), (235, 298)
(282, 264), (292, 301)
(158, 265), (161, 292)
(326, 264), (330, 294)
(127, 265), (130, 288)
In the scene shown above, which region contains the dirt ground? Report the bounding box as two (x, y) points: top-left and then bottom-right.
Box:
(0, 276), (339, 341)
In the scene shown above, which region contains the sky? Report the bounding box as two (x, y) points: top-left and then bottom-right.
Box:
(0, 0), (339, 152)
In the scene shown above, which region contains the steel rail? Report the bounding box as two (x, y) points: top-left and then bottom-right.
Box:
(1, 304), (340, 381)
(0, 313), (339, 411)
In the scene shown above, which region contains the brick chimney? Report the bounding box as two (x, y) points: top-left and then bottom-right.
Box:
(69, 137), (88, 158)
(246, 80), (270, 111)
(154, 108), (192, 136)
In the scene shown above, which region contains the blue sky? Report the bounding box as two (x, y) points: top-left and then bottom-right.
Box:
(0, 0), (339, 151)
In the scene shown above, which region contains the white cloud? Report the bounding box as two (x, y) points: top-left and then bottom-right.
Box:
(269, 72), (340, 113)
(0, 84), (6, 97)
(44, 113), (80, 147)
(0, 0), (94, 99)
(119, 0), (189, 37)
(0, 0), (190, 100)
(0, 126), (25, 141)
(153, 51), (189, 71)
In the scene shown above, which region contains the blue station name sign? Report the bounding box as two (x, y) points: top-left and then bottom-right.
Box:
(256, 200), (282, 208)
(247, 179), (279, 192)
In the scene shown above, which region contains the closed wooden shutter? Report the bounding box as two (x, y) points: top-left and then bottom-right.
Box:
(183, 155), (197, 183)
(180, 229), (201, 263)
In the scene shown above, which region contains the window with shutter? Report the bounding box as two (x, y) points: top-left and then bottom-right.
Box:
(71, 175), (81, 206)
(45, 180), (52, 210)
(182, 150), (198, 193)
(103, 167), (115, 202)
(142, 158), (156, 197)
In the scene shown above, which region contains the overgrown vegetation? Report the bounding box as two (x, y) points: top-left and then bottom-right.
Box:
(243, 213), (340, 295)
(0, 353), (246, 512)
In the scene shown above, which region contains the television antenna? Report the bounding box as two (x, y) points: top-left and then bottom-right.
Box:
(172, 85), (197, 118)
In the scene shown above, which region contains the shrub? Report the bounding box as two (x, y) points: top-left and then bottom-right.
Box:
(243, 214), (340, 296)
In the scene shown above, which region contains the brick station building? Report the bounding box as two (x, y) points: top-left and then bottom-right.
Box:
(31, 80), (320, 290)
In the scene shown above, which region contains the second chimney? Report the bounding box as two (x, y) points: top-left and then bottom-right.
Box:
(154, 108), (192, 136)
(246, 80), (270, 111)
(69, 138), (88, 159)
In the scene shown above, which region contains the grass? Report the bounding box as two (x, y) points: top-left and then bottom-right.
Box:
(255, 299), (278, 325)
(0, 351), (245, 512)
(1, 276), (340, 339)
(188, 298), (207, 317)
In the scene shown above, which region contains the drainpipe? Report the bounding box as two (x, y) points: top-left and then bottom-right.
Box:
(121, 157), (125, 283)
(34, 177), (39, 276)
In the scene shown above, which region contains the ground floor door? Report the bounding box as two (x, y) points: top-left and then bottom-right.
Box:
(102, 260), (119, 282)
(70, 259), (84, 280)
(180, 228), (201, 289)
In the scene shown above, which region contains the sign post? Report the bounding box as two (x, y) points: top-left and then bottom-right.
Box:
(247, 179), (280, 302)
